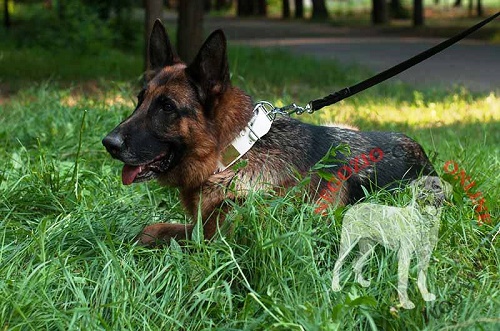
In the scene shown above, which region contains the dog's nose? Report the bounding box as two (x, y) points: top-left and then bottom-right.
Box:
(102, 132), (125, 158)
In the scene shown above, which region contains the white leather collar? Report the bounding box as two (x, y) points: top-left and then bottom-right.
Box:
(216, 102), (274, 173)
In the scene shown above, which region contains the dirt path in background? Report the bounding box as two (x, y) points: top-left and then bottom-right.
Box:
(182, 15), (500, 93)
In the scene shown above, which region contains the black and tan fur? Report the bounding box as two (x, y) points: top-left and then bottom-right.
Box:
(102, 20), (435, 246)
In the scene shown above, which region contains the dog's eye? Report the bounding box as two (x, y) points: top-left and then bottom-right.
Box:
(160, 99), (175, 112)
(158, 98), (175, 113)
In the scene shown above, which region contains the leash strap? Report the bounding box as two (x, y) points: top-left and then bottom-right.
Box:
(282, 11), (500, 114)
(218, 12), (499, 172)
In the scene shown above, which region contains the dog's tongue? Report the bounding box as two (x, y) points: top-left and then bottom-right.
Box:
(122, 164), (142, 185)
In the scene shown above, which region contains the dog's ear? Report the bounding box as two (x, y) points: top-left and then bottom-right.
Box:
(186, 30), (230, 101)
(149, 19), (180, 72)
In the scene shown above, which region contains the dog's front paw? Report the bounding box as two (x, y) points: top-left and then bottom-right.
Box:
(135, 223), (192, 247)
(355, 274), (371, 287)
(422, 293), (436, 302)
(331, 277), (341, 291)
(357, 278), (371, 288)
(400, 300), (415, 310)
(136, 224), (172, 247)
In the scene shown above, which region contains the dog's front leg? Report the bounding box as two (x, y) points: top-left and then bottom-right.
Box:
(353, 239), (374, 287)
(416, 243), (436, 302)
(136, 223), (195, 247)
(137, 205), (232, 249)
(136, 202), (230, 247)
(137, 172), (237, 247)
(397, 245), (415, 309)
(332, 228), (360, 291)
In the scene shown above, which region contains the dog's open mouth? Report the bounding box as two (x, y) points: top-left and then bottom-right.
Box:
(122, 153), (174, 185)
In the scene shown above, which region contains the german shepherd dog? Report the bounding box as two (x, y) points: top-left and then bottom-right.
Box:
(102, 20), (435, 246)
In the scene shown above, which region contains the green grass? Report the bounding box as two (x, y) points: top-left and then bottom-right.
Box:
(0, 47), (143, 90)
(0, 44), (499, 330)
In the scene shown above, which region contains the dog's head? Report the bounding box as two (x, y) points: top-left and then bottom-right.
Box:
(410, 176), (452, 209)
(102, 20), (244, 187)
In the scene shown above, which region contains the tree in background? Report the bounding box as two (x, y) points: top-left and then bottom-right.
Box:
(237, 0), (266, 16)
(144, 0), (163, 72)
(3, 0), (11, 28)
(311, 0), (328, 19)
(294, 0), (303, 18)
(177, 0), (204, 63)
(282, 0), (290, 18)
(454, 0), (483, 16)
(389, 0), (409, 19)
(144, 0), (203, 68)
(372, 0), (388, 24)
(413, 0), (424, 26)
(282, 0), (303, 19)
(476, 0), (483, 16)
(215, 0), (232, 11)
(257, 0), (266, 15)
(204, 0), (211, 11)
(237, 0), (252, 16)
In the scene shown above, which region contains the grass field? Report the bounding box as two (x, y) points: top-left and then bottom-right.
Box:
(0, 39), (499, 330)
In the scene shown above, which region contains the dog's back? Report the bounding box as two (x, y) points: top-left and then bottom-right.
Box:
(246, 117), (435, 205)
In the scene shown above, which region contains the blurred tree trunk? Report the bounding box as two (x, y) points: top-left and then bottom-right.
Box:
(237, 0), (253, 16)
(237, 0), (266, 16)
(390, 0), (400, 12)
(311, 0), (328, 19)
(476, 0), (483, 16)
(389, 0), (406, 19)
(144, 0), (163, 72)
(294, 0), (303, 18)
(177, 0), (204, 63)
(372, 0), (388, 24)
(215, 0), (231, 10)
(453, 0), (461, 6)
(256, 0), (266, 15)
(413, 0), (424, 26)
(4, 0), (10, 29)
(283, 0), (290, 18)
(204, 0), (211, 11)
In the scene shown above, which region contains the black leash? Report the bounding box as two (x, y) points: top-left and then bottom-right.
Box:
(277, 11), (500, 115)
